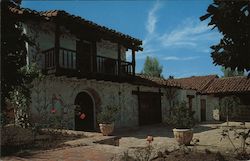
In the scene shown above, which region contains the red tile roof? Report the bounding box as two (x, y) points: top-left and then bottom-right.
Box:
(8, 4), (143, 51)
(136, 74), (167, 86)
(166, 75), (218, 92)
(135, 74), (182, 87)
(202, 76), (250, 94)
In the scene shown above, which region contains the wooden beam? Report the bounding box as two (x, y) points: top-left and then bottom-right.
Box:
(187, 95), (195, 99)
(132, 49), (135, 76)
(54, 20), (60, 71)
(132, 90), (163, 96)
(159, 88), (162, 123)
(92, 41), (97, 73)
(118, 44), (121, 76)
(137, 87), (141, 126)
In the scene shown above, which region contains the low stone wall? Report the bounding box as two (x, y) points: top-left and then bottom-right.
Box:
(1, 124), (35, 146)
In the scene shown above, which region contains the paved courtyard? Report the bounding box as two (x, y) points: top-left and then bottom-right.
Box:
(1, 122), (250, 161)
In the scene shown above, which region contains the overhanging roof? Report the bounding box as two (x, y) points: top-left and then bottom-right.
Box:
(8, 3), (143, 51)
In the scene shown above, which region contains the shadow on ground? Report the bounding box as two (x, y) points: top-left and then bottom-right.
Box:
(1, 134), (85, 157)
(114, 123), (218, 139)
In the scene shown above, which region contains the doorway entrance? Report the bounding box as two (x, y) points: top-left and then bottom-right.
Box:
(200, 99), (206, 122)
(74, 92), (95, 131)
(138, 92), (162, 125)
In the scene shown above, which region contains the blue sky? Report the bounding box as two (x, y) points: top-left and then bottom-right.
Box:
(22, 0), (223, 78)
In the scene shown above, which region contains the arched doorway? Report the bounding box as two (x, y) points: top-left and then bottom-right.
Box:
(74, 92), (95, 131)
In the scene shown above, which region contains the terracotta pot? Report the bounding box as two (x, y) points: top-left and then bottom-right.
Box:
(173, 128), (193, 145)
(99, 123), (114, 136)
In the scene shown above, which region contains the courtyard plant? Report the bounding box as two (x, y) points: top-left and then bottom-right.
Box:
(170, 101), (196, 145)
(221, 123), (250, 160)
(217, 96), (240, 126)
(97, 105), (119, 136)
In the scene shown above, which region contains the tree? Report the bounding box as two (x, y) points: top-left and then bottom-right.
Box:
(221, 67), (244, 77)
(1, 1), (42, 127)
(200, 1), (250, 75)
(142, 56), (163, 78)
(218, 96), (240, 126)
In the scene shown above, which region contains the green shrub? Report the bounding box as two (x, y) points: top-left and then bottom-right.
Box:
(169, 101), (195, 129)
(97, 105), (119, 124)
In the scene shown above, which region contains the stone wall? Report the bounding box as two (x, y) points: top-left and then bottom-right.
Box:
(31, 76), (172, 130)
(174, 89), (200, 121)
(1, 124), (34, 146)
(173, 89), (219, 122)
(23, 20), (219, 129)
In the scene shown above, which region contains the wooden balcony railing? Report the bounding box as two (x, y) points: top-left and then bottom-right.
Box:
(42, 48), (55, 70)
(96, 55), (118, 75)
(59, 47), (77, 69)
(121, 61), (133, 75)
(42, 47), (133, 76)
(96, 55), (133, 75)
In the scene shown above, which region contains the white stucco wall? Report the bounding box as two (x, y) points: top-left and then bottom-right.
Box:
(22, 21), (55, 69)
(206, 95), (219, 121)
(60, 26), (77, 51)
(96, 39), (126, 61)
(31, 76), (172, 130)
(24, 22), (128, 71)
(171, 89), (219, 122)
(173, 89), (200, 121)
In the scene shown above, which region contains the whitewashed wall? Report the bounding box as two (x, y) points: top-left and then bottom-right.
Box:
(22, 21), (55, 69)
(96, 39), (126, 61)
(24, 20), (220, 130)
(60, 26), (77, 51)
(172, 89), (219, 122)
(206, 95), (219, 121)
(31, 76), (172, 129)
(23, 21), (128, 71)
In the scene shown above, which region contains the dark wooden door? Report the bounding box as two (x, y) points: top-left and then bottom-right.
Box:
(75, 92), (94, 131)
(76, 41), (92, 74)
(200, 99), (206, 122)
(139, 93), (162, 125)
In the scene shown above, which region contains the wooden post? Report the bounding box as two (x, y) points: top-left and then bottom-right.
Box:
(132, 49), (136, 76)
(55, 21), (60, 72)
(118, 44), (121, 76)
(137, 86), (141, 126)
(92, 41), (97, 73)
(159, 88), (162, 122)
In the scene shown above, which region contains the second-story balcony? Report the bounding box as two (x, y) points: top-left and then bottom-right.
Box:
(42, 47), (134, 79)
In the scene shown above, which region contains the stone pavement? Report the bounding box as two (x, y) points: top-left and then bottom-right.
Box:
(1, 122), (250, 161)
(2, 145), (115, 161)
(1, 131), (124, 161)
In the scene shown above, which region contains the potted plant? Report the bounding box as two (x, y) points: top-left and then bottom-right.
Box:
(97, 105), (119, 136)
(170, 101), (195, 145)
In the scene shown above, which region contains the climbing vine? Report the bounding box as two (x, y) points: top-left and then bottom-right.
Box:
(1, 1), (43, 127)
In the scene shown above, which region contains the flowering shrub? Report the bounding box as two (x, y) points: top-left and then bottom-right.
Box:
(97, 105), (119, 124)
(79, 113), (86, 120)
(51, 107), (56, 113)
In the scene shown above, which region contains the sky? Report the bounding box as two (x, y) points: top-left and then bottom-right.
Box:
(22, 0), (223, 78)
